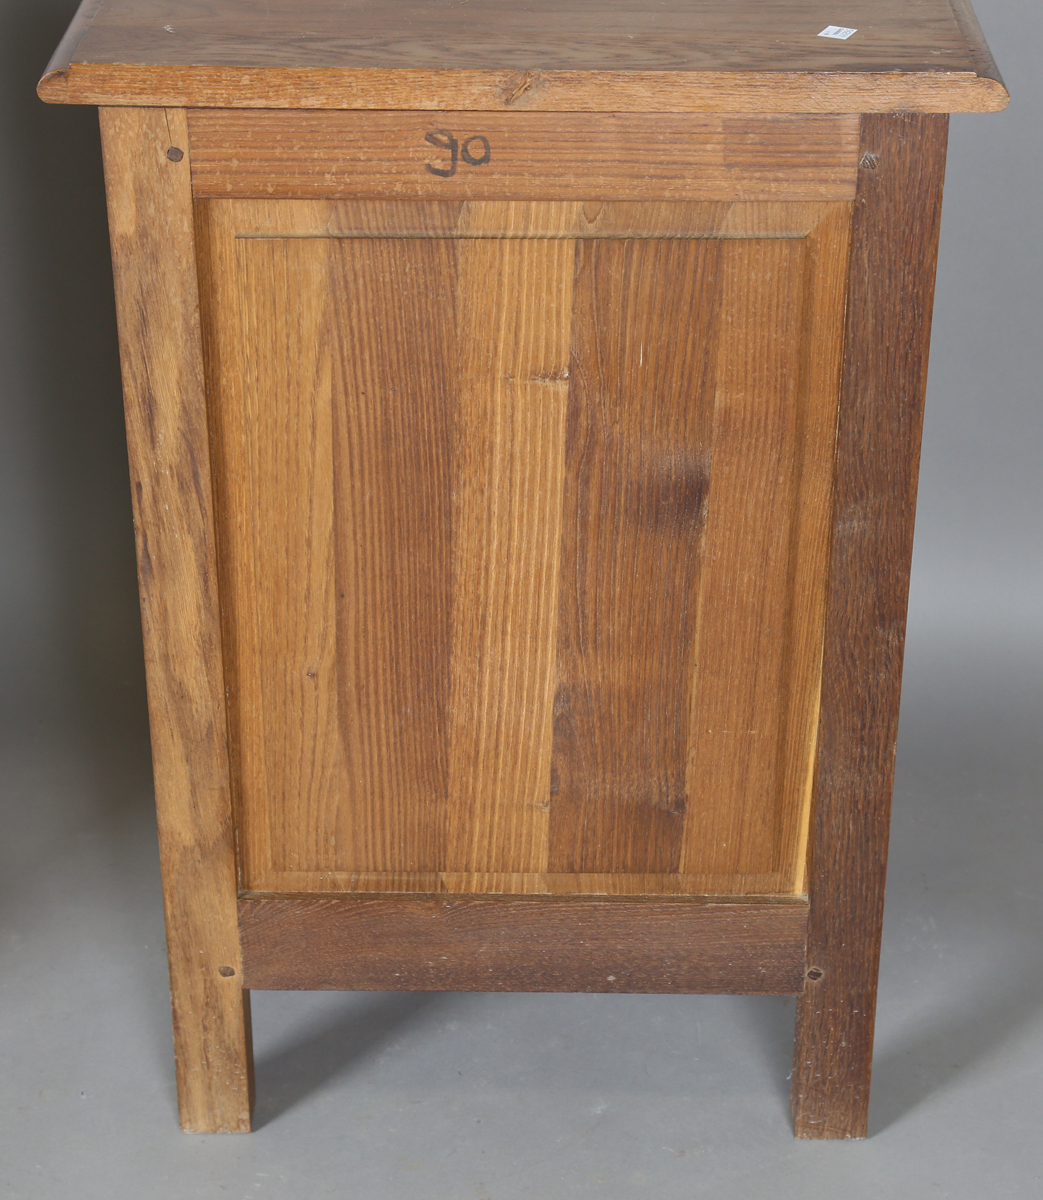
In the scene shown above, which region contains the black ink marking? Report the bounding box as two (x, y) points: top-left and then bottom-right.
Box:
(461, 135), (492, 167)
(424, 129), (458, 178)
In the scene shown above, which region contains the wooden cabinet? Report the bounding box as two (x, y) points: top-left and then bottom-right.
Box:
(41, 0), (1006, 1140)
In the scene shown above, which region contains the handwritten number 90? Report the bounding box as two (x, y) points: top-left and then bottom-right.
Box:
(425, 130), (492, 178)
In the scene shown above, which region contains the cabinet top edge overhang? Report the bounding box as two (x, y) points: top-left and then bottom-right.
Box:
(39, 0), (1007, 113)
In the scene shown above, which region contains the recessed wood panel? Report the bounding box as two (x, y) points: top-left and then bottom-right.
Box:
(198, 197), (849, 898)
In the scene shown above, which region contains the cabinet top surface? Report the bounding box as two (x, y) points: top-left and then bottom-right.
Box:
(40, 0), (1007, 112)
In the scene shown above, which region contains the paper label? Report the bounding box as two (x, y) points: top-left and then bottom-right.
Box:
(818, 25), (858, 39)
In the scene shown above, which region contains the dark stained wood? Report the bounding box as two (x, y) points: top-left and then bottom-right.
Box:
(239, 893), (809, 994)
(99, 107), (253, 1134)
(791, 112), (949, 1140)
(187, 111), (859, 203)
(38, 1), (1008, 112)
(549, 237), (718, 874)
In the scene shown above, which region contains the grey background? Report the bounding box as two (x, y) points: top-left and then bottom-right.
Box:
(1, 1), (1040, 1195)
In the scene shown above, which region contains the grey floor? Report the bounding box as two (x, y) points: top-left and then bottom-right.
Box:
(2, 603), (1041, 1197)
(2, 0), (1042, 1196)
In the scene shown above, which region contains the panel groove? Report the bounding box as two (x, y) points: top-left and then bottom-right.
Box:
(235, 231), (810, 241)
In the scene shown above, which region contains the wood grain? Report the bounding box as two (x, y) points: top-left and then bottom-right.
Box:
(239, 893), (809, 994)
(198, 197), (845, 899)
(250, 870), (791, 895)
(681, 238), (807, 876)
(195, 231), (340, 884)
(41, 0), (104, 80)
(332, 238), (455, 872)
(99, 107), (252, 1134)
(949, 0), (1007, 89)
(446, 236), (572, 872)
(187, 111), (859, 203)
(780, 202), (854, 892)
(220, 197), (841, 241)
(39, 63), (1009, 114)
(40, 2), (1007, 112)
(548, 237), (718, 874)
(44, 0), (989, 73)
(791, 113), (949, 1140)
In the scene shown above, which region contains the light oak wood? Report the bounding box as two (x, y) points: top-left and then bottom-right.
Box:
(680, 238), (809, 875)
(99, 107), (252, 1134)
(446, 237), (572, 873)
(40, 65), (1009, 115)
(241, 871), (791, 895)
(41, 0), (989, 71)
(219, 198), (846, 241)
(186, 111), (859, 202)
(39, 0), (1007, 113)
(40, 1), (1003, 79)
(239, 893), (810, 994)
(792, 112), (950, 1140)
(196, 197), (849, 899)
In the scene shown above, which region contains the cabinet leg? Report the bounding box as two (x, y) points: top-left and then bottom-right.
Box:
(791, 973), (876, 1139)
(100, 106), (255, 1133)
(788, 113), (950, 1140)
(170, 975), (254, 1133)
